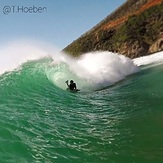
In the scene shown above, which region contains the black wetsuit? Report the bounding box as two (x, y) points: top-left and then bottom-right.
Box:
(69, 83), (76, 90)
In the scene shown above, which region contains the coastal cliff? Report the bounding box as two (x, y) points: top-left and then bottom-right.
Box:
(63, 0), (163, 58)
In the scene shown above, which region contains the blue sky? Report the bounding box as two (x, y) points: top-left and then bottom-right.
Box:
(0, 0), (126, 50)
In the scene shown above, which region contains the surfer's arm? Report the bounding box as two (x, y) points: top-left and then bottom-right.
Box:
(65, 80), (70, 88)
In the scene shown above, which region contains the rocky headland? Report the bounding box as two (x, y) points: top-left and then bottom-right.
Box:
(63, 0), (163, 58)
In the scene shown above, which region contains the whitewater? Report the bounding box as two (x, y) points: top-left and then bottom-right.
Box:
(0, 41), (163, 162)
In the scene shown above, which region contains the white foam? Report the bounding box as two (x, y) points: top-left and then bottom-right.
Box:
(74, 52), (139, 89)
(133, 51), (163, 66)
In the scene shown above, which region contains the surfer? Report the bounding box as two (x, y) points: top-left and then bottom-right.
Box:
(65, 80), (79, 91)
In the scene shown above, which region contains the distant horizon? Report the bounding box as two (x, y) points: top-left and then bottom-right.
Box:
(0, 0), (126, 50)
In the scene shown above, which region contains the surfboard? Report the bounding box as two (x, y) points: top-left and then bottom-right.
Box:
(66, 88), (80, 93)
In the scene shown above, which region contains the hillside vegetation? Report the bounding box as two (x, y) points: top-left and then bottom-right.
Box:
(63, 0), (163, 58)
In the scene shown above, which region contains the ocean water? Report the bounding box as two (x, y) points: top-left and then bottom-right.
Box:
(0, 42), (163, 163)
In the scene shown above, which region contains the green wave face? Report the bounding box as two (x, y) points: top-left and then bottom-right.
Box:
(0, 56), (163, 162)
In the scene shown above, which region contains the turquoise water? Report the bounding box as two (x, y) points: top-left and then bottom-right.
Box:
(0, 54), (163, 162)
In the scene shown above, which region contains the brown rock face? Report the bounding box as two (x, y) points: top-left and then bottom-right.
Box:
(149, 37), (163, 53)
(120, 41), (150, 58)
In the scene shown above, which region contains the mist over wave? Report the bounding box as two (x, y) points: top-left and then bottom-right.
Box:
(0, 40), (59, 75)
(0, 40), (140, 91)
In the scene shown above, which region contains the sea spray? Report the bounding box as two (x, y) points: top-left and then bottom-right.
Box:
(75, 52), (139, 88)
(0, 40), (59, 75)
(47, 51), (140, 91)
